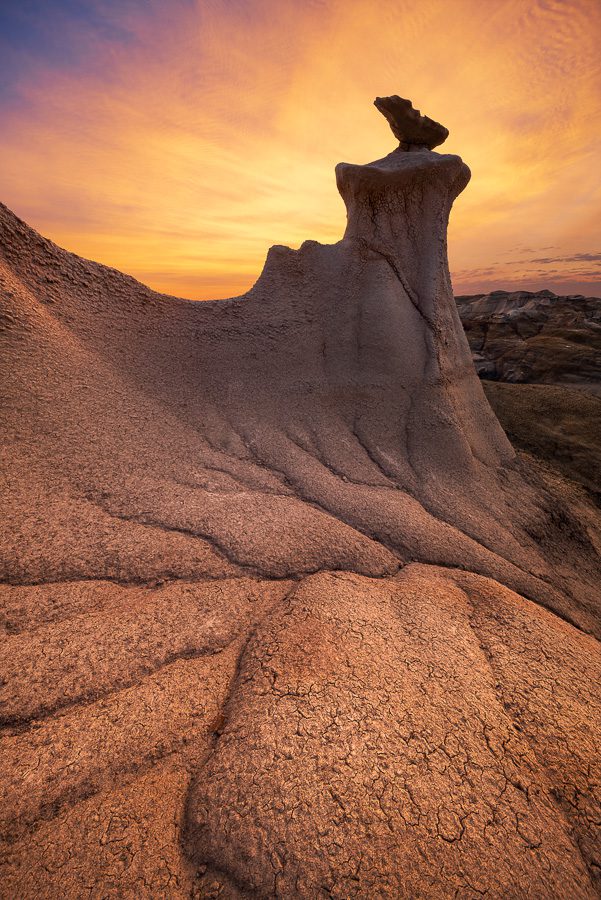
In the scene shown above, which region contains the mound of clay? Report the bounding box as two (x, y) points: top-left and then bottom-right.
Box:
(1, 99), (600, 897)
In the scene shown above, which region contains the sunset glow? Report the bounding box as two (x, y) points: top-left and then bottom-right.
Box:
(1, 0), (600, 299)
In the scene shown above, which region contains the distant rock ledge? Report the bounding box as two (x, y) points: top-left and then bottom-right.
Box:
(456, 289), (601, 385)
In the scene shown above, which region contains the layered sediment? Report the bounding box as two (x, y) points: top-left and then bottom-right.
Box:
(456, 288), (601, 386)
(1, 110), (600, 897)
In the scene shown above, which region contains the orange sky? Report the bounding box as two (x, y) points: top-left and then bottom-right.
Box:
(1, 0), (600, 299)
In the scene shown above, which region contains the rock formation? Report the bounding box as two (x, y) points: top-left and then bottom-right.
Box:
(374, 95), (449, 149)
(1, 99), (600, 897)
(456, 288), (601, 386)
(456, 289), (601, 501)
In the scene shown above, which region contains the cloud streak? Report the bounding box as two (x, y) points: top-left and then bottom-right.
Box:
(529, 253), (601, 264)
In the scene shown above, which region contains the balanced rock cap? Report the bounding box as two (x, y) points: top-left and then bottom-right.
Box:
(374, 95), (449, 150)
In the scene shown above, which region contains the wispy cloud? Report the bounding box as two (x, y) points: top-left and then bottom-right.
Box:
(529, 253), (601, 264)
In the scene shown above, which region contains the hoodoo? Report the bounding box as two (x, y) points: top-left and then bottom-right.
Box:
(1, 98), (600, 897)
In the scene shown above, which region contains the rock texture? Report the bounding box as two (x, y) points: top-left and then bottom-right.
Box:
(456, 289), (601, 387)
(374, 95), (449, 150)
(456, 289), (601, 502)
(1, 110), (600, 897)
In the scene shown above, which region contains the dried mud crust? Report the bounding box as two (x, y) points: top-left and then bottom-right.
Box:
(1, 565), (600, 899)
(185, 567), (601, 898)
(0, 577), (291, 898)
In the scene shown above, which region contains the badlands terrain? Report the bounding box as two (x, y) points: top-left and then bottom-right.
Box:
(457, 289), (601, 499)
(457, 288), (601, 388)
(1, 99), (600, 897)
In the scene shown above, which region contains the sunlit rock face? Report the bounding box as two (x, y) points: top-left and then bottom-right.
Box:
(333, 145), (513, 473)
(0, 99), (600, 897)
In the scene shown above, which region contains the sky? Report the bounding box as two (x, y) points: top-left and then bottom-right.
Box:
(0, 0), (600, 300)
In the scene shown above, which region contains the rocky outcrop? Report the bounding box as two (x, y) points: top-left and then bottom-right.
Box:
(456, 289), (601, 387)
(1, 101), (600, 897)
(456, 288), (601, 502)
